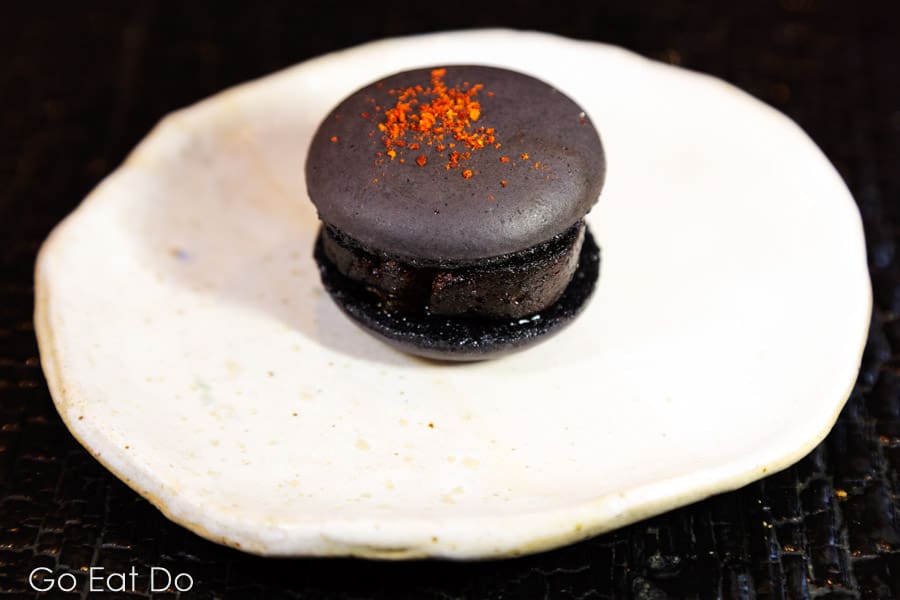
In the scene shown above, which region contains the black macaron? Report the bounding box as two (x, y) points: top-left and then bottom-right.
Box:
(306, 65), (605, 360)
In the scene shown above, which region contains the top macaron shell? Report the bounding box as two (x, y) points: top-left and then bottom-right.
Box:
(305, 66), (605, 264)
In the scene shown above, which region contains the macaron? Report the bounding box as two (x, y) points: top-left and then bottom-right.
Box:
(306, 65), (605, 360)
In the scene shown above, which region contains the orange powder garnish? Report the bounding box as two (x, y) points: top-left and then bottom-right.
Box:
(500, 180), (508, 187)
(377, 69), (499, 173)
(416, 154), (427, 167)
(520, 153), (529, 160)
(330, 136), (339, 143)
(499, 156), (510, 163)
(462, 169), (473, 179)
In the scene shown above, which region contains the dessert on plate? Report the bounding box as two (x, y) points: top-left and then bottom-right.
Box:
(306, 65), (605, 359)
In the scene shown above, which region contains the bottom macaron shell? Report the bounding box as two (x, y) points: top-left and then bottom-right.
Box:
(314, 226), (601, 361)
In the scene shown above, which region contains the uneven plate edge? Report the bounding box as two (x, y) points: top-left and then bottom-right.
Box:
(32, 28), (873, 559)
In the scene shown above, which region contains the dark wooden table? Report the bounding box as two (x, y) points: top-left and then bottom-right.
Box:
(1, 2), (898, 598)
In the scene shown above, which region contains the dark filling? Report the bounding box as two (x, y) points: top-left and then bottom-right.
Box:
(320, 222), (586, 319)
(313, 227), (601, 361)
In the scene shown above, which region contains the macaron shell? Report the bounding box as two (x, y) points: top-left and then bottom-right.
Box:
(306, 66), (605, 262)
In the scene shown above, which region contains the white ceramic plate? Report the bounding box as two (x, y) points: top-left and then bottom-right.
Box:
(34, 30), (871, 559)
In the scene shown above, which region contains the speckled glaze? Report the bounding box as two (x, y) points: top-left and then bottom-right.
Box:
(34, 30), (871, 559)
(306, 66), (605, 263)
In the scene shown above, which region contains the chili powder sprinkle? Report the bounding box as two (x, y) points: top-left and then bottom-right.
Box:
(376, 68), (498, 173)
(356, 67), (549, 189)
